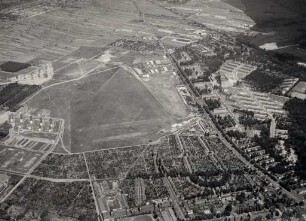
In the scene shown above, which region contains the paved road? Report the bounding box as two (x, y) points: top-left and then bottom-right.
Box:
(242, 85), (273, 119)
(22, 66), (119, 105)
(163, 177), (186, 220)
(213, 90), (244, 131)
(164, 25), (303, 202)
(0, 119), (65, 203)
(208, 115), (303, 202)
(83, 153), (101, 216)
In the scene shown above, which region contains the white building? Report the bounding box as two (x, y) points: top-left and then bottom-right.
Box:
(219, 60), (256, 87)
(2, 63), (53, 85)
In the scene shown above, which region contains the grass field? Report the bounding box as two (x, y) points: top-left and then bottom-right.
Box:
(0, 0), (192, 153)
(121, 215), (154, 221)
(292, 81), (306, 94)
(26, 67), (179, 153)
(0, 145), (43, 173)
(142, 74), (188, 118)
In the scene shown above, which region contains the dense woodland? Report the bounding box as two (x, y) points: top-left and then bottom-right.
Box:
(0, 122), (10, 140)
(205, 98), (221, 111)
(0, 0), (33, 10)
(284, 98), (306, 179)
(0, 83), (41, 111)
(244, 70), (283, 92)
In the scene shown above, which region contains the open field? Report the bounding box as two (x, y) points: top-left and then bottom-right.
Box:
(142, 76), (188, 118)
(162, 0), (254, 33)
(0, 0), (193, 154)
(291, 81), (306, 94)
(0, 1), (138, 63)
(26, 67), (180, 152)
(1, 135), (53, 152)
(0, 145), (44, 173)
(131, 56), (188, 118)
(120, 215), (154, 221)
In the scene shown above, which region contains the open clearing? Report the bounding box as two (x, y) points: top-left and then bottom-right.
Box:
(26, 67), (179, 153)
(0, 0), (193, 153)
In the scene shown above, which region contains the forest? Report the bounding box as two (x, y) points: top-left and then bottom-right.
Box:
(284, 98), (306, 178)
(244, 70), (283, 92)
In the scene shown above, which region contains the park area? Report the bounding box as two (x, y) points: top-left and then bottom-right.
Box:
(26, 67), (182, 153)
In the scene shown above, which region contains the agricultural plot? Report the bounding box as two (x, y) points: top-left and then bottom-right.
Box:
(1, 135), (52, 152)
(166, 0), (254, 32)
(0, 1), (137, 63)
(0, 145), (43, 173)
(110, 39), (162, 53)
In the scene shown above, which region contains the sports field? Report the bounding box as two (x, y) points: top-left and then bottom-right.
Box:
(120, 214), (154, 221)
(26, 67), (180, 153)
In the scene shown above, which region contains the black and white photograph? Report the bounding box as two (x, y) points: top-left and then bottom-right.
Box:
(0, 0), (306, 220)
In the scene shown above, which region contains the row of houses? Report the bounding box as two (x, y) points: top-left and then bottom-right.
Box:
(230, 89), (286, 120)
(219, 60), (256, 88)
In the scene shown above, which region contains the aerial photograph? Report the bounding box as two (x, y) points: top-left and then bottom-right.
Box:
(0, 0), (306, 220)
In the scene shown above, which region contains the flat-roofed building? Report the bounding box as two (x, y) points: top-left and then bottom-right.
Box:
(0, 62), (53, 85)
(219, 60), (256, 87)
